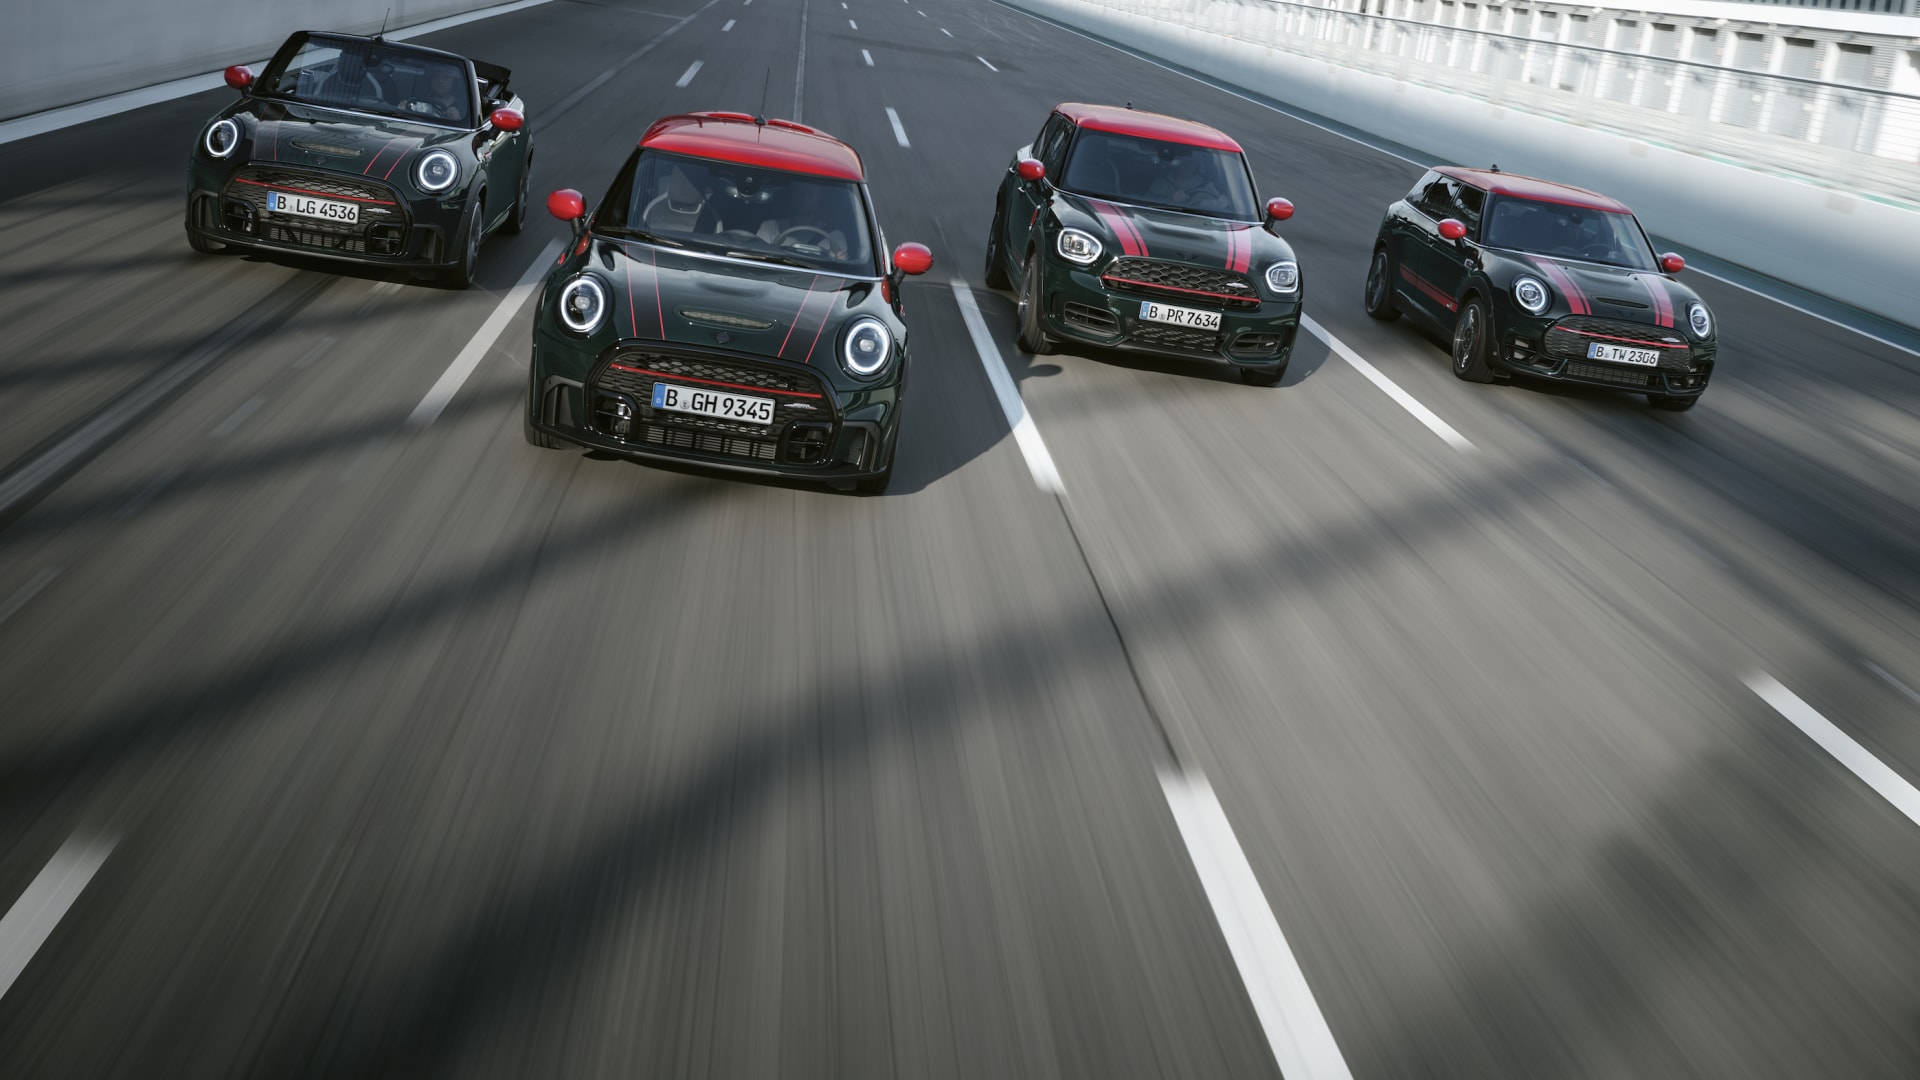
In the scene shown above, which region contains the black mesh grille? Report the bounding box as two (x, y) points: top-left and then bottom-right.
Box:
(1230, 331), (1285, 357)
(589, 348), (835, 454)
(1544, 316), (1692, 368)
(1063, 303), (1119, 333)
(223, 167), (404, 252)
(1103, 258), (1259, 308)
(637, 423), (779, 461)
(1563, 361), (1654, 388)
(1130, 323), (1220, 354)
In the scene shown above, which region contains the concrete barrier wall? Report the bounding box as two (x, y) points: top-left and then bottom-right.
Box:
(1, 0), (522, 121)
(1006, 0), (1920, 331)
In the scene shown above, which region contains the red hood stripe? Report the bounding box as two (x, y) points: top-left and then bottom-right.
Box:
(363, 137), (405, 176)
(651, 247), (665, 339)
(1639, 274), (1675, 328)
(1088, 199), (1147, 257)
(777, 275), (823, 359)
(1534, 259), (1589, 316)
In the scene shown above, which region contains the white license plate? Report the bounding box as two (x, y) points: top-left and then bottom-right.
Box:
(651, 382), (775, 426)
(265, 190), (360, 224)
(1139, 300), (1222, 331)
(1587, 341), (1661, 366)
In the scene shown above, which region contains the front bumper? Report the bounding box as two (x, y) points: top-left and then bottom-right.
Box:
(1498, 313), (1715, 397)
(530, 334), (900, 482)
(1040, 262), (1300, 369)
(185, 163), (465, 270)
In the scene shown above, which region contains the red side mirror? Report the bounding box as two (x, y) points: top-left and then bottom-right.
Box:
(1265, 197), (1294, 222)
(893, 242), (933, 276)
(1660, 252), (1685, 274)
(547, 188), (585, 222)
(1016, 158), (1046, 183)
(225, 66), (254, 91)
(1438, 218), (1468, 242)
(489, 107), (524, 132)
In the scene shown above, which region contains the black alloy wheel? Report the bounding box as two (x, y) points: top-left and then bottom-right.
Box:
(1016, 252), (1055, 355)
(1363, 248), (1399, 321)
(1451, 298), (1495, 383)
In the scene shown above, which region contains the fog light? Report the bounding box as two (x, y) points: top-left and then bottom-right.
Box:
(593, 393), (635, 439)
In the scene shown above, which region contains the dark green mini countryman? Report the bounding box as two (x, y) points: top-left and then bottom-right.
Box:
(985, 103), (1302, 385)
(526, 113), (933, 493)
(1366, 166), (1716, 410)
(185, 31), (533, 288)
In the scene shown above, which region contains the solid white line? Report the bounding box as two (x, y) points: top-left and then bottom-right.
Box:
(941, 26), (953, 35)
(1747, 672), (1920, 828)
(0, 0), (552, 144)
(406, 239), (562, 429)
(1159, 770), (1354, 1080)
(723, 17), (736, 30)
(1863, 660), (1920, 708)
(977, 55), (999, 71)
(986, 0), (1918, 359)
(1300, 315), (1475, 452)
(850, 18), (859, 28)
(862, 49), (875, 66)
(0, 833), (116, 1003)
(675, 60), (704, 87)
(885, 106), (910, 147)
(949, 280), (1064, 494)
(0, 567), (61, 629)
(209, 395), (266, 440)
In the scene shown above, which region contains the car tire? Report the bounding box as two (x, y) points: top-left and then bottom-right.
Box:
(505, 155), (531, 235)
(1450, 297), (1496, 384)
(1016, 252), (1055, 355)
(1647, 393), (1698, 412)
(444, 195), (484, 289)
(853, 468), (892, 495)
(1239, 362), (1287, 387)
(187, 229), (225, 255)
(524, 374), (565, 448)
(983, 201), (1011, 289)
(1363, 247), (1399, 322)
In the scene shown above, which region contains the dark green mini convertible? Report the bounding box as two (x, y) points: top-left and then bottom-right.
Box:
(526, 112), (933, 493)
(185, 30), (533, 288)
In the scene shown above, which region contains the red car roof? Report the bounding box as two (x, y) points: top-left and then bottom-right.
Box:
(1437, 166), (1632, 214)
(639, 112), (865, 181)
(1055, 102), (1243, 153)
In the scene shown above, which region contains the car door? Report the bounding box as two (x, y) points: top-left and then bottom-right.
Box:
(1399, 175), (1473, 323)
(476, 85), (525, 229)
(1007, 113), (1072, 286)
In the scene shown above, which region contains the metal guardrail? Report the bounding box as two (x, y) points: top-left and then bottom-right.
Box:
(1120, 0), (1920, 203)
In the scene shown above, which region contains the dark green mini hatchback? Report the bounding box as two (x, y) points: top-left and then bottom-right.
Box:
(985, 103), (1303, 385)
(526, 112), (933, 493)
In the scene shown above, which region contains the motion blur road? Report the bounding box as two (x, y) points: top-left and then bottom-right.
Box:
(3, 0), (1919, 1075)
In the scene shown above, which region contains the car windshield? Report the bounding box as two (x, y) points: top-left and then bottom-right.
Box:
(258, 34), (475, 128)
(1059, 129), (1257, 220)
(1481, 196), (1656, 271)
(597, 151), (875, 276)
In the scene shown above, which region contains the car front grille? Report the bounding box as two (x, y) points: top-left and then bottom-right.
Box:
(1130, 323), (1220, 354)
(222, 166), (405, 253)
(1544, 316), (1691, 367)
(588, 348), (836, 463)
(1102, 258), (1259, 308)
(1563, 361), (1654, 388)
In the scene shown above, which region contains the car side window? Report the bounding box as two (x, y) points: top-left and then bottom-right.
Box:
(1405, 170), (1440, 216)
(1451, 182), (1485, 234)
(1035, 115), (1073, 175)
(1417, 179), (1454, 220)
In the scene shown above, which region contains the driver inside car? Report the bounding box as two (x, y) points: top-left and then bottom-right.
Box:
(412, 66), (467, 122)
(751, 183), (849, 260)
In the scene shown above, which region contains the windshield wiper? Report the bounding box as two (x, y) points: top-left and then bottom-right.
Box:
(598, 227), (686, 248)
(720, 250), (825, 270)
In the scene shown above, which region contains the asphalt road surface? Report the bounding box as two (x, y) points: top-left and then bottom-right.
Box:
(2, 0), (1919, 1076)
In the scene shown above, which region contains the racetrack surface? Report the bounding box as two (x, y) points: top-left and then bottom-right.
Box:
(2, 0), (1919, 1076)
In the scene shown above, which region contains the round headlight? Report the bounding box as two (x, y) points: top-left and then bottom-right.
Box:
(557, 275), (607, 335)
(840, 317), (892, 377)
(1264, 260), (1299, 296)
(204, 118), (240, 159)
(1056, 228), (1103, 266)
(1686, 302), (1712, 340)
(414, 149), (459, 194)
(1513, 275), (1551, 315)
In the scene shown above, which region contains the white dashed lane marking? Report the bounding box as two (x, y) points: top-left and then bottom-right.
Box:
(949, 280), (1063, 494)
(977, 55), (998, 71)
(885, 106), (910, 147)
(862, 48), (874, 66)
(407, 239), (563, 429)
(675, 60), (703, 87)
(723, 17), (735, 30)
(0, 833), (117, 1004)
(1300, 315), (1475, 453)
(1748, 672), (1920, 828)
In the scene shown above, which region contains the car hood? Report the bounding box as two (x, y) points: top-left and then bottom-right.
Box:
(238, 99), (467, 175)
(1498, 249), (1700, 330)
(1054, 190), (1283, 272)
(597, 239), (882, 364)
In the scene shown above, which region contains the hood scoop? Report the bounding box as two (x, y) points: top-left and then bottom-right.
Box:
(291, 140), (364, 158)
(680, 308), (774, 331)
(1595, 296), (1649, 309)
